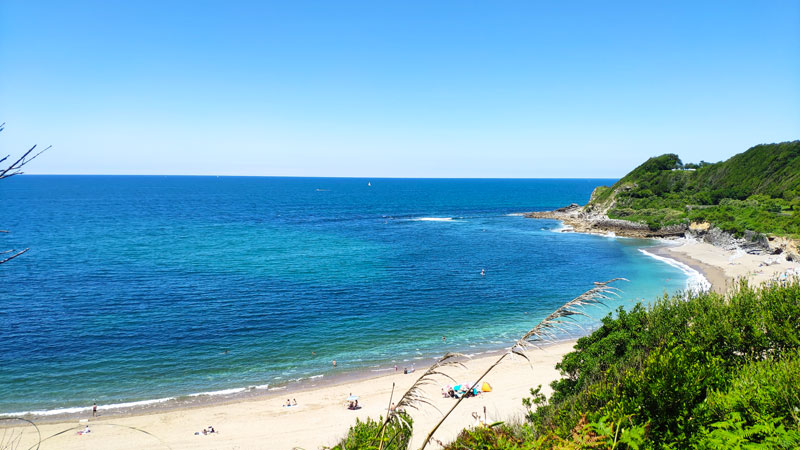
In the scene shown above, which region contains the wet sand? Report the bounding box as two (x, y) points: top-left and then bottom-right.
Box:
(3, 340), (577, 450)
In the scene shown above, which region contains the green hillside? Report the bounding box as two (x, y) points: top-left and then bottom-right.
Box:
(589, 141), (800, 237)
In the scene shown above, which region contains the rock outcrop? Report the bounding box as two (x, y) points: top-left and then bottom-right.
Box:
(685, 226), (771, 254)
(525, 204), (686, 238)
(526, 205), (795, 259)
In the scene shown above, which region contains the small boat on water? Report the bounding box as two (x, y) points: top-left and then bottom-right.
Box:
(367, 181), (371, 186)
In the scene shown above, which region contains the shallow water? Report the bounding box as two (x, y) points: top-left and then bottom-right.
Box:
(0, 176), (690, 414)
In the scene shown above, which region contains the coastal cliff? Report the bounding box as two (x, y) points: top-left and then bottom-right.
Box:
(527, 140), (800, 261)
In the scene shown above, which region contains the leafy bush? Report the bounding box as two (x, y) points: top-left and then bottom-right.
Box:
(522, 281), (800, 449)
(328, 413), (413, 450)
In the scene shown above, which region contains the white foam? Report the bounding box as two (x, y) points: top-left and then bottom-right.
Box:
(412, 217), (453, 222)
(187, 387), (246, 397)
(553, 224), (573, 233)
(308, 375), (324, 380)
(0, 382), (289, 417)
(0, 396), (177, 417)
(505, 213), (524, 217)
(638, 248), (711, 294)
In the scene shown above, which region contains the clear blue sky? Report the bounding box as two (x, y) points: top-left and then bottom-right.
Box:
(1, 1), (798, 177)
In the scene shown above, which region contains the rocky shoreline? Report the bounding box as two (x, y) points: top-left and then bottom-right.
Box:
(526, 203), (799, 261)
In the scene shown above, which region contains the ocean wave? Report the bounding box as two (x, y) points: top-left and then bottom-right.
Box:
(186, 387), (246, 397)
(504, 213), (524, 217)
(0, 383), (282, 417)
(411, 217), (454, 222)
(638, 249), (711, 294)
(552, 224), (573, 233)
(0, 396), (177, 417)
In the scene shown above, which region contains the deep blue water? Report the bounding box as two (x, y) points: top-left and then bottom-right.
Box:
(0, 176), (690, 414)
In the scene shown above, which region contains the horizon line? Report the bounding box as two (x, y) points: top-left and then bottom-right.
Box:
(16, 173), (620, 180)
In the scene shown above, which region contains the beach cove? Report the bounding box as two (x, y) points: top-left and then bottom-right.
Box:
(6, 242), (797, 449)
(0, 177), (730, 448)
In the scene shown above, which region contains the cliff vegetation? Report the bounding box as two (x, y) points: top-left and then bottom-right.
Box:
(589, 141), (800, 238)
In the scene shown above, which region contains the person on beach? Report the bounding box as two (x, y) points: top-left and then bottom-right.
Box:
(292, 398), (297, 406)
(92, 402), (97, 417)
(285, 399), (291, 407)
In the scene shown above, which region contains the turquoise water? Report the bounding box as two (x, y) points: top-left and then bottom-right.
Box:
(0, 176), (691, 414)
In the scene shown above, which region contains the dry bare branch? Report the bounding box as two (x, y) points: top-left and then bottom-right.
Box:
(0, 145), (50, 179)
(0, 248), (29, 265)
(373, 352), (467, 448)
(1, 124), (49, 266)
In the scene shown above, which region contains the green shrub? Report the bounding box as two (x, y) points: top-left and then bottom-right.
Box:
(523, 281), (800, 449)
(328, 413), (413, 450)
(591, 141), (800, 238)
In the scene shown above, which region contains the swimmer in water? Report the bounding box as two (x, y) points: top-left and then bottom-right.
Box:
(481, 268), (485, 276)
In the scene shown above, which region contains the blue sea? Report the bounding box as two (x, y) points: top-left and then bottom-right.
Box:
(0, 176), (698, 415)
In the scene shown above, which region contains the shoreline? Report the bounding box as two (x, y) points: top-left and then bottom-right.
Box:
(2, 340), (580, 450)
(530, 215), (799, 295)
(657, 239), (800, 290)
(9, 217), (797, 448)
(2, 335), (583, 424)
(4, 217), (720, 425)
(646, 244), (729, 293)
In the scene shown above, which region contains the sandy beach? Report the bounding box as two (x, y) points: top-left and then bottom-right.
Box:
(657, 239), (800, 293)
(4, 341), (575, 450)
